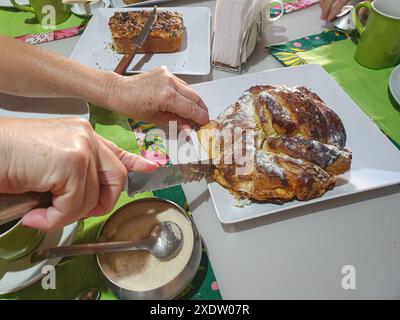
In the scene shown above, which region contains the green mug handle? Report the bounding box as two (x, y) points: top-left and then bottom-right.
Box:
(9, 0), (35, 13)
(353, 1), (372, 35)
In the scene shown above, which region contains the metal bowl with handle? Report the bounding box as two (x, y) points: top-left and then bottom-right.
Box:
(96, 197), (202, 300)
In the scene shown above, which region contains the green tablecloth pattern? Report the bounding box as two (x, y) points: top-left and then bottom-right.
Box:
(268, 30), (400, 146)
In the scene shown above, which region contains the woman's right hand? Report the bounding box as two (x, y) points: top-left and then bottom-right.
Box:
(0, 118), (158, 231)
(320, 0), (350, 21)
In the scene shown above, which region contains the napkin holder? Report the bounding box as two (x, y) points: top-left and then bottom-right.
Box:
(212, 7), (267, 74)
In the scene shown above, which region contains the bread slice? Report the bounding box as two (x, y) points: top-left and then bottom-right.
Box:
(109, 11), (184, 54)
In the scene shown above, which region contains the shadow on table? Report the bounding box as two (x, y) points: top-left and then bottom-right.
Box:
(176, 245), (209, 300)
(130, 54), (154, 73)
(264, 24), (289, 47)
(222, 184), (400, 233)
(243, 24), (289, 74)
(0, 92), (88, 117)
(188, 188), (210, 213)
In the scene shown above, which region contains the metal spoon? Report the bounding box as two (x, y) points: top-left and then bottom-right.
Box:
(31, 221), (183, 263)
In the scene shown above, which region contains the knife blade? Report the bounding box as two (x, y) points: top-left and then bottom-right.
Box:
(125, 161), (216, 196)
(132, 6), (158, 49)
(0, 161), (215, 226)
(114, 6), (158, 75)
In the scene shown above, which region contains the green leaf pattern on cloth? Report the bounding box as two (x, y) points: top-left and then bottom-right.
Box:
(268, 30), (400, 146)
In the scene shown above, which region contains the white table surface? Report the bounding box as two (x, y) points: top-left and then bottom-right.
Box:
(40, 0), (400, 299)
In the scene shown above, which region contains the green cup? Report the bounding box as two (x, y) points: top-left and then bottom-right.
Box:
(10, 0), (72, 27)
(0, 219), (45, 262)
(353, 0), (400, 69)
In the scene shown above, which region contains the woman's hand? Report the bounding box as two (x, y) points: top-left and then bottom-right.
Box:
(0, 36), (208, 129)
(106, 67), (209, 130)
(320, 0), (350, 21)
(0, 118), (158, 231)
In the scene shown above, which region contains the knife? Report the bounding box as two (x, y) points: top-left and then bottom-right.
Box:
(0, 161), (215, 226)
(114, 6), (158, 75)
(126, 161), (215, 197)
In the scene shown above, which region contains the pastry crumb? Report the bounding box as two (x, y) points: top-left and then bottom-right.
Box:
(234, 198), (252, 208)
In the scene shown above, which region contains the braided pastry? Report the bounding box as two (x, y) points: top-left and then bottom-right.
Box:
(198, 85), (352, 203)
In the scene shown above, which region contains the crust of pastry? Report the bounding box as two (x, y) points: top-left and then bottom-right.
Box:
(198, 85), (352, 203)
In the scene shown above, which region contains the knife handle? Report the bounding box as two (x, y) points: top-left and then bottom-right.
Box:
(114, 46), (139, 75)
(0, 192), (52, 226)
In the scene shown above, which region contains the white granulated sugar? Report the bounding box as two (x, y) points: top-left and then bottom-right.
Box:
(98, 202), (194, 292)
(256, 151), (285, 179)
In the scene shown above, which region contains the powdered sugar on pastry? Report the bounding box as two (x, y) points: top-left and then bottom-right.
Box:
(218, 92), (257, 129)
(255, 151), (285, 180)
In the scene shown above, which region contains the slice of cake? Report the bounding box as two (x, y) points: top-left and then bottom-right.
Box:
(109, 10), (184, 54)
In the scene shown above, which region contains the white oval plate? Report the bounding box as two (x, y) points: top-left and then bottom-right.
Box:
(0, 222), (77, 294)
(389, 64), (400, 106)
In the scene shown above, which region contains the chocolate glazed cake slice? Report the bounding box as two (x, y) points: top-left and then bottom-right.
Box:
(109, 11), (184, 54)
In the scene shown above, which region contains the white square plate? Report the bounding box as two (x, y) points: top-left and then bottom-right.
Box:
(191, 64), (400, 224)
(70, 7), (211, 75)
